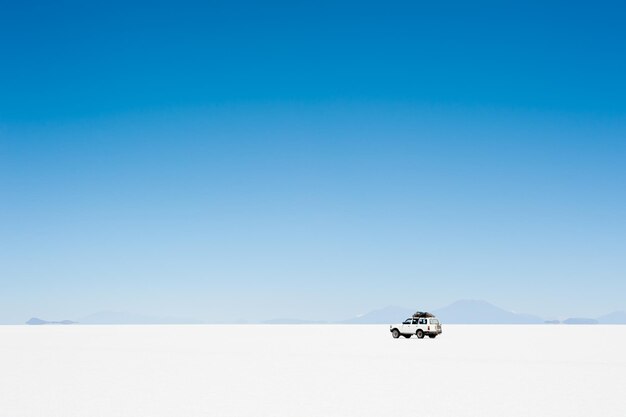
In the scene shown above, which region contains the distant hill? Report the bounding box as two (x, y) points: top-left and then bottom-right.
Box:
(339, 306), (415, 324)
(563, 317), (599, 325)
(261, 318), (328, 324)
(21, 304), (626, 326)
(434, 300), (544, 324)
(26, 317), (76, 325)
(432, 300), (543, 324)
(339, 301), (544, 324)
(78, 311), (203, 325)
(597, 311), (626, 324)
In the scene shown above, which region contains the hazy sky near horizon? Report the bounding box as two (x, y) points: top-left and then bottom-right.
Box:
(1, 1), (625, 323)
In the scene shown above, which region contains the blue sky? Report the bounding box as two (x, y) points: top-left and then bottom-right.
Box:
(1, 1), (625, 323)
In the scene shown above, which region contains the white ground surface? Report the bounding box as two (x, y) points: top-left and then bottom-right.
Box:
(1, 325), (625, 417)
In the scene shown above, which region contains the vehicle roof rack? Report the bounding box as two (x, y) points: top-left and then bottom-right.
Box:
(412, 311), (434, 318)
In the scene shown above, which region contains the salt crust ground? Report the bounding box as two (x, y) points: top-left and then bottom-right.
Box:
(1, 325), (624, 417)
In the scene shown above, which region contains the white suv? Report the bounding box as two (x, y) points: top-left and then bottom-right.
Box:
(390, 314), (442, 339)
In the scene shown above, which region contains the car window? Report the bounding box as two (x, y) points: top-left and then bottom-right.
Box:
(403, 319), (411, 324)
(430, 319), (439, 324)
(412, 319), (419, 324)
(419, 318), (427, 324)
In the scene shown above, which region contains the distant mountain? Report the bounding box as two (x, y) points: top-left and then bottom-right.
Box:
(563, 317), (598, 325)
(26, 317), (76, 325)
(432, 300), (543, 324)
(78, 311), (203, 325)
(261, 318), (328, 324)
(597, 311), (626, 324)
(21, 304), (626, 326)
(339, 306), (414, 324)
(339, 301), (544, 324)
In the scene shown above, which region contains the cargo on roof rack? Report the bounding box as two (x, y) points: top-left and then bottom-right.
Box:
(412, 311), (434, 318)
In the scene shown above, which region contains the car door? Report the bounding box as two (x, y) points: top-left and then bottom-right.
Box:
(417, 318), (428, 333)
(400, 318), (413, 335)
(407, 318), (419, 334)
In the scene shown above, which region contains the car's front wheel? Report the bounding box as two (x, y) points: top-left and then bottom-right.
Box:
(391, 329), (400, 339)
(416, 329), (424, 339)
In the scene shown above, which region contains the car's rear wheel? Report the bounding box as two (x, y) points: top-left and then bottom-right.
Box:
(391, 329), (400, 339)
(416, 329), (424, 339)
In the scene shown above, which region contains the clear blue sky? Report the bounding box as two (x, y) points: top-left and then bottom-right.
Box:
(1, 0), (625, 323)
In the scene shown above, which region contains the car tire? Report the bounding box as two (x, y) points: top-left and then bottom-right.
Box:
(416, 330), (424, 339)
(392, 329), (400, 339)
